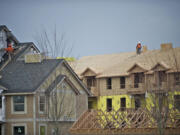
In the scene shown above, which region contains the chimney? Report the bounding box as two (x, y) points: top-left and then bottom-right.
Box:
(161, 43), (173, 51)
(25, 53), (44, 63)
(142, 45), (148, 53)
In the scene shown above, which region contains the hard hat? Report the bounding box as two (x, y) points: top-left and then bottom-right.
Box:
(138, 41), (141, 44)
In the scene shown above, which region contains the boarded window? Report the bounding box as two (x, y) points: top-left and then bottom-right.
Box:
(174, 95), (180, 111)
(106, 78), (112, 89)
(120, 77), (125, 89)
(39, 96), (45, 112)
(107, 98), (112, 112)
(120, 98), (126, 111)
(13, 96), (25, 112)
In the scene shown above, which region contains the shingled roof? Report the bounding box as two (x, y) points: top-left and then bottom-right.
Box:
(0, 59), (63, 93)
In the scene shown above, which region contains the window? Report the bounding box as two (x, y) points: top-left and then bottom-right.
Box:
(106, 78), (112, 89)
(174, 72), (180, 85)
(120, 98), (126, 111)
(39, 96), (45, 113)
(40, 125), (46, 135)
(107, 98), (112, 112)
(174, 95), (180, 111)
(158, 71), (167, 86)
(13, 126), (25, 135)
(134, 73), (144, 88)
(87, 77), (96, 90)
(88, 101), (93, 109)
(13, 96), (25, 112)
(120, 77), (125, 89)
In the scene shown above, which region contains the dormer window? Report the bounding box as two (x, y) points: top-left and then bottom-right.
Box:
(86, 76), (96, 90)
(134, 73), (144, 88)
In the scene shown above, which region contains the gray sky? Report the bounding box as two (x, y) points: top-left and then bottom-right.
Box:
(0, 0), (180, 57)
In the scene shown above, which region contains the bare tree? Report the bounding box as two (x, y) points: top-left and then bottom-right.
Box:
(34, 27), (76, 135)
(145, 49), (180, 135)
(34, 26), (73, 58)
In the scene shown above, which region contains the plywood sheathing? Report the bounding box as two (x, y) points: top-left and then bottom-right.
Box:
(72, 47), (180, 78)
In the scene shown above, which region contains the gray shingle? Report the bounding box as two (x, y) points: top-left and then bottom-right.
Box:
(0, 59), (63, 93)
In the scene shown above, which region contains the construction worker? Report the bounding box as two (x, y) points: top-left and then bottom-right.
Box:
(136, 41), (141, 54)
(5, 39), (14, 53)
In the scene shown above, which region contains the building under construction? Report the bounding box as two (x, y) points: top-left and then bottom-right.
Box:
(70, 44), (180, 134)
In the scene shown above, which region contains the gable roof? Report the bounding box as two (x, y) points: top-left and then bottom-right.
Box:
(80, 67), (97, 76)
(0, 59), (63, 93)
(73, 47), (180, 78)
(127, 63), (148, 73)
(45, 75), (80, 95)
(0, 25), (19, 44)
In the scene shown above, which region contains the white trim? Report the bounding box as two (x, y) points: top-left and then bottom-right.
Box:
(11, 95), (27, 114)
(38, 95), (46, 114)
(6, 118), (33, 122)
(12, 123), (27, 135)
(39, 123), (47, 135)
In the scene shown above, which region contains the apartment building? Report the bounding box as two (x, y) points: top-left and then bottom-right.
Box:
(0, 25), (90, 135)
(72, 44), (180, 112)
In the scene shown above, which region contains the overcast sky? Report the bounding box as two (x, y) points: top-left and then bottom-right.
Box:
(0, 0), (180, 57)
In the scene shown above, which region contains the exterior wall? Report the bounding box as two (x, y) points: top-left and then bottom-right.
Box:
(97, 95), (133, 111)
(5, 122), (33, 135)
(76, 94), (88, 118)
(5, 94), (34, 119)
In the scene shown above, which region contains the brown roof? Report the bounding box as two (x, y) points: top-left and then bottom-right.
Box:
(72, 46), (180, 78)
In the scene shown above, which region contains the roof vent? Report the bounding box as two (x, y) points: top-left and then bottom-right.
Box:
(25, 53), (44, 63)
(161, 43), (173, 51)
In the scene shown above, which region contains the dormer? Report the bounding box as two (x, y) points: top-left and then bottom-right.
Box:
(80, 67), (97, 77)
(151, 61), (170, 71)
(127, 63), (147, 73)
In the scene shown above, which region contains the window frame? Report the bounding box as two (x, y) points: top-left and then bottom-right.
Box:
(39, 124), (47, 135)
(120, 77), (126, 89)
(106, 98), (112, 112)
(39, 95), (46, 114)
(12, 123), (27, 135)
(11, 96), (27, 114)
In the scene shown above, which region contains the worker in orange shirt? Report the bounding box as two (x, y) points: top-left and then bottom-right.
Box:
(136, 41), (141, 54)
(5, 39), (14, 53)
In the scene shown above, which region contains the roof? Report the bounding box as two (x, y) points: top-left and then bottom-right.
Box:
(0, 25), (19, 44)
(72, 47), (180, 78)
(0, 59), (63, 93)
(45, 75), (80, 95)
(71, 52), (136, 76)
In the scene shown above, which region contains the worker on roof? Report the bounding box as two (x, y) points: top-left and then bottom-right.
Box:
(136, 41), (141, 55)
(5, 39), (14, 53)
